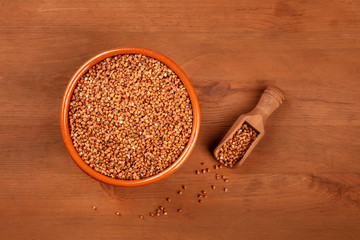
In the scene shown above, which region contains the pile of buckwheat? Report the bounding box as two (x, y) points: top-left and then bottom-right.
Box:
(216, 122), (259, 168)
(69, 54), (193, 180)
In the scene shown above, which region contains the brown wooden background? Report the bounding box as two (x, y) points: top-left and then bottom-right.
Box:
(1, 0), (360, 239)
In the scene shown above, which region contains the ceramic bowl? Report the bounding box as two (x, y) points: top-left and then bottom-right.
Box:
(60, 47), (200, 187)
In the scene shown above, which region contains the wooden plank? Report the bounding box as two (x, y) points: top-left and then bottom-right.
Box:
(1, 0), (360, 239)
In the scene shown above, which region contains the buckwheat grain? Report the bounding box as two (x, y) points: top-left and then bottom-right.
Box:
(69, 54), (193, 180)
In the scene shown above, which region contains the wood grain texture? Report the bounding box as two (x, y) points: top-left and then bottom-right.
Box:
(1, 0), (360, 239)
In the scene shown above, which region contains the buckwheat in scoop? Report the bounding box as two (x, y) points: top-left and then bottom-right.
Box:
(68, 54), (193, 180)
(216, 122), (259, 168)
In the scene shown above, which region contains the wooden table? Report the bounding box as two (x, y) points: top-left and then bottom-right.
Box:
(1, 0), (360, 239)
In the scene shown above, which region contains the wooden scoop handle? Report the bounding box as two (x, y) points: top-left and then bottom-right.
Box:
(250, 86), (285, 122)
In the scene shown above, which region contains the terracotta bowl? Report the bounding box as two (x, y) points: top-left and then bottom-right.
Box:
(60, 47), (200, 187)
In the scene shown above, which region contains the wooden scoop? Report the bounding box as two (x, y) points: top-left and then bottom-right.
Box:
(213, 86), (285, 168)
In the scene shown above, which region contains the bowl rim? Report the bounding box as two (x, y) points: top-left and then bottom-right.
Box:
(60, 47), (200, 187)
